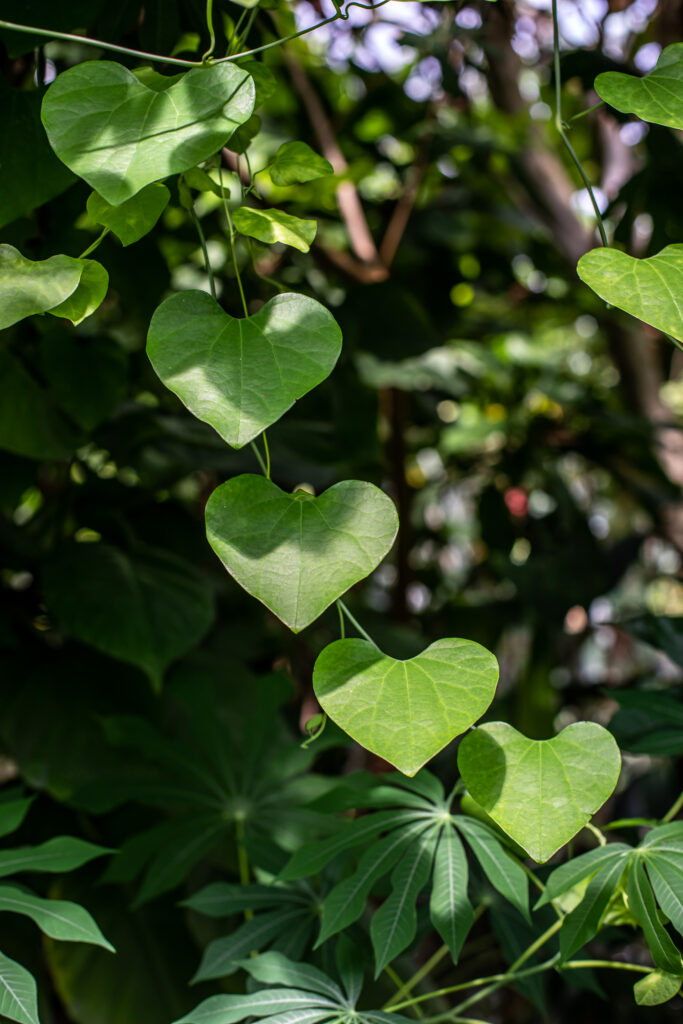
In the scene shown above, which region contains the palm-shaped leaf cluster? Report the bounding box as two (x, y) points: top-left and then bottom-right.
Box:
(175, 950), (413, 1024)
(281, 771), (529, 974)
(540, 821), (683, 974)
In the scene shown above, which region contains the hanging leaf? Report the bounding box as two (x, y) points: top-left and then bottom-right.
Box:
(457, 722), (621, 862)
(0, 837), (110, 878)
(147, 290), (342, 448)
(42, 542), (214, 690)
(626, 859), (683, 975)
(182, 883), (305, 917)
(313, 638), (498, 775)
(558, 856), (628, 960)
(87, 184), (170, 246)
(0, 798), (34, 839)
(269, 142), (334, 186)
(192, 908), (312, 982)
(577, 245), (683, 343)
(206, 475), (398, 632)
(634, 969), (683, 1006)
(595, 44), (683, 130)
(455, 817), (530, 922)
(232, 207), (318, 252)
(0, 885), (114, 950)
(0, 244), (107, 329)
(42, 62), (255, 204)
(538, 844), (633, 908)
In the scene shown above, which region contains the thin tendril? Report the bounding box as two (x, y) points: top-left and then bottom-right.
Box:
(190, 209), (216, 299)
(551, 0), (608, 247)
(337, 600), (379, 648)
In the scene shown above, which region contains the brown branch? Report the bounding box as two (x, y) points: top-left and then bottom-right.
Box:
(379, 158), (427, 268)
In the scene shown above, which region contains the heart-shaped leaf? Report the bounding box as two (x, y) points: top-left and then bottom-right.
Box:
(595, 43), (683, 131)
(232, 207), (317, 252)
(87, 183), (170, 246)
(313, 638), (499, 776)
(269, 142), (333, 186)
(205, 475), (398, 632)
(147, 291), (342, 448)
(42, 62), (255, 205)
(457, 722), (621, 862)
(0, 244), (108, 329)
(577, 245), (683, 343)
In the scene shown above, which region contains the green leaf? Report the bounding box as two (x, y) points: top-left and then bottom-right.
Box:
(173, 990), (337, 1024)
(87, 183), (170, 246)
(634, 969), (683, 1006)
(626, 859), (683, 975)
(236, 61), (277, 108)
(0, 798), (34, 839)
(269, 142), (334, 186)
(147, 290), (342, 448)
(559, 856), (627, 960)
(192, 908), (310, 981)
(457, 722), (621, 862)
(430, 825), (473, 960)
(39, 332), (128, 432)
(281, 809), (424, 881)
(206, 476), (398, 632)
(645, 853), (683, 938)
(0, 837), (110, 877)
(49, 259), (109, 326)
(0, 951), (39, 1024)
(577, 245), (683, 343)
(317, 820), (432, 945)
(0, 82), (74, 229)
(182, 883), (305, 917)
(42, 542), (214, 690)
(0, 244), (106, 329)
(595, 44), (683, 130)
(455, 817), (530, 922)
(371, 828), (437, 975)
(242, 952), (345, 1002)
(537, 844), (633, 907)
(335, 937), (363, 1005)
(313, 638), (499, 776)
(42, 62), (255, 204)
(232, 207), (318, 252)
(640, 822), (683, 849)
(0, 349), (79, 459)
(0, 884), (114, 950)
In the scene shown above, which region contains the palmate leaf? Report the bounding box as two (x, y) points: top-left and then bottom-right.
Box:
(177, 952), (414, 1024)
(0, 884), (114, 950)
(42, 62), (255, 204)
(371, 828), (438, 975)
(458, 722), (621, 862)
(538, 843), (633, 908)
(626, 860), (683, 975)
(192, 907), (314, 982)
(0, 836), (110, 877)
(559, 856), (628, 961)
(182, 882), (307, 917)
(454, 816), (529, 922)
(430, 825), (473, 960)
(0, 951), (39, 1024)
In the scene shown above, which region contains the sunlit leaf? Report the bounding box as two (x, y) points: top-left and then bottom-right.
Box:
(0, 244), (106, 329)
(269, 142), (333, 186)
(0, 951), (39, 1024)
(233, 207), (317, 252)
(595, 44), (683, 130)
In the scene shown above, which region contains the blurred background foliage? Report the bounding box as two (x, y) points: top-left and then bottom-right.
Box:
(1, 0), (682, 1021)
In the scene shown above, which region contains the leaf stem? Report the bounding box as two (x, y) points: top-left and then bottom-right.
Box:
(262, 431), (271, 479)
(567, 100), (605, 123)
(235, 818), (252, 920)
(384, 944), (450, 1008)
(190, 208), (216, 300)
(201, 0), (216, 62)
(250, 441), (268, 476)
(337, 600), (380, 649)
(551, 0), (608, 247)
(337, 602), (346, 639)
(584, 822), (607, 846)
(662, 790), (683, 823)
(385, 966), (424, 1019)
(220, 167), (249, 317)
(78, 227), (109, 259)
(560, 960), (651, 975)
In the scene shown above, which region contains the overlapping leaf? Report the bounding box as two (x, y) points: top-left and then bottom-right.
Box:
(0, 244), (107, 329)
(42, 62), (255, 204)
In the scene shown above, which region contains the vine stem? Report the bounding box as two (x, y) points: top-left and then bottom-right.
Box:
(78, 227), (109, 259)
(235, 818), (252, 921)
(190, 208), (216, 300)
(662, 790), (683, 823)
(250, 441), (268, 476)
(337, 599), (380, 649)
(220, 167), (249, 318)
(0, 3), (391, 69)
(201, 0), (216, 62)
(551, 0), (608, 247)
